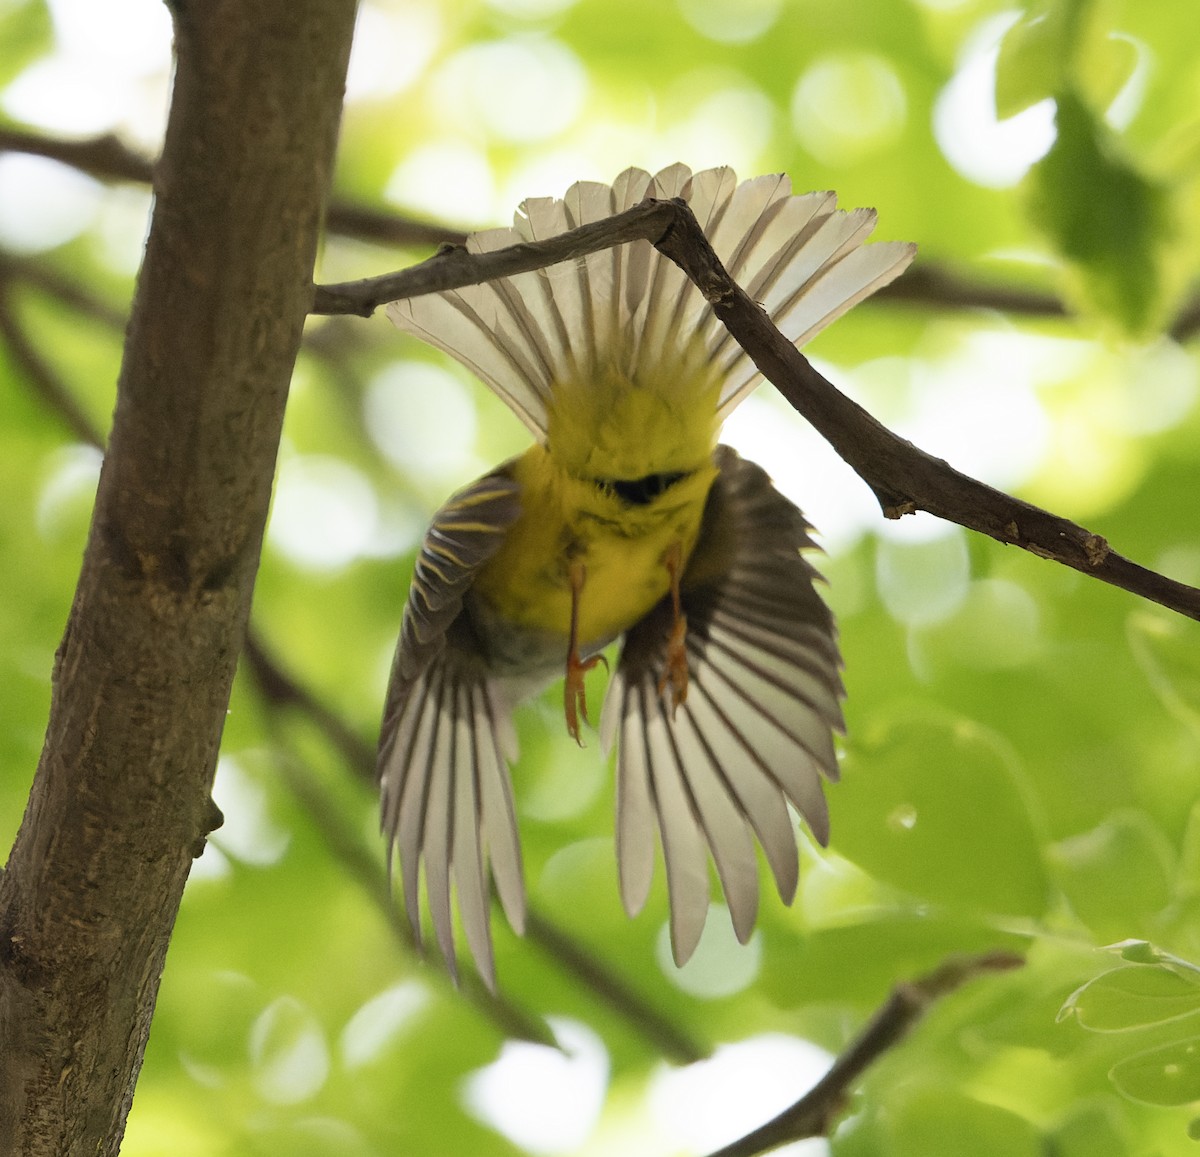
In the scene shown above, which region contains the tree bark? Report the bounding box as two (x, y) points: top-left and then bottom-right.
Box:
(0, 1), (357, 1151)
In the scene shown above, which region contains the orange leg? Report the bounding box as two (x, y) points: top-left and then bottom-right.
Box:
(658, 540), (689, 716)
(564, 560), (608, 745)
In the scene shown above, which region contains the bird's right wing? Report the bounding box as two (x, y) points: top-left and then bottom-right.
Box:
(599, 445), (844, 966)
(378, 469), (526, 989)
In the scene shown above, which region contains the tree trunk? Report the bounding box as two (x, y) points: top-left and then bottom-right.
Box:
(0, 1), (357, 1151)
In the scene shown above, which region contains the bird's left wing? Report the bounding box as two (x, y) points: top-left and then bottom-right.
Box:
(599, 445), (844, 965)
(378, 468), (525, 988)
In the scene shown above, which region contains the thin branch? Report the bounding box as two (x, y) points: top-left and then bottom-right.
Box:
(0, 126), (464, 251)
(0, 126), (154, 184)
(651, 202), (1200, 622)
(701, 951), (1025, 1157)
(17, 124), (1197, 328)
(524, 910), (707, 1065)
(1169, 294), (1200, 343)
(243, 628), (376, 783)
(0, 278), (105, 447)
(325, 202), (467, 249)
(266, 745), (558, 1049)
(310, 196), (1200, 623)
(875, 262), (1068, 320)
(312, 199), (681, 315)
(0, 254), (130, 331)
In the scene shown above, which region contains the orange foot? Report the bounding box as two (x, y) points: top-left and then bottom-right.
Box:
(657, 540), (689, 716)
(564, 560), (608, 745)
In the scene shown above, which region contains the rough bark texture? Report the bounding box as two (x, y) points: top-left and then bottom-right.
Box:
(0, 1), (357, 1152)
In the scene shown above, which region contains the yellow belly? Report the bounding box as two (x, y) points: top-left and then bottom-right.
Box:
(471, 445), (717, 655)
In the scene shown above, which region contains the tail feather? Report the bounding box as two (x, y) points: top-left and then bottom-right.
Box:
(386, 164), (915, 439)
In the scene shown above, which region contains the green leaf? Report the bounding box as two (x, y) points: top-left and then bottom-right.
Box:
(1075, 27), (1140, 119)
(996, 2), (1140, 121)
(0, 1), (53, 90)
(831, 712), (1049, 918)
(1050, 1102), (1134, 1157)
(1027, 91), (1172, 333)
(995, 10), (1069, 120)
(883, 1086), (1042, 1157)
(761, 913), (1024, 1007)
(1128, 610), (1200, 735)
(1109, 1037), (1200, 1106)
(1111, 941), (1200, 974)
(1061, 964), (1200, 1032)
(1047, 811), (1174, 941)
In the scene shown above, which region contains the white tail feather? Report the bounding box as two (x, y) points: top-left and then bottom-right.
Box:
(386, 164), (914, 441)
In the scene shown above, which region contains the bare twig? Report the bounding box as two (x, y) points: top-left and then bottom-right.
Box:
(0, 126), (154, 184)
(324, 202), (467, 249)
(266, 745), (558, 1049)
(701, 951), (1025, 1157)
(0, 279), (105, 447)
(651, 203), (1200, 621)
(16, 124), (1196, 329)
(310, 196), (1200, 623)
(243, 628), (376, 783)
(312, 199), (681, 315)
(1169, 294), (1200, 343)
(0, 126), (464, 251)
(0, 254), (130, 331)
(524, 911), (707, 1064)
(875, 262), (1068, 320)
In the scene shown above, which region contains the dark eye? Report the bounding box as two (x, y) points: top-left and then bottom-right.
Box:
(600, 471), (688, 506)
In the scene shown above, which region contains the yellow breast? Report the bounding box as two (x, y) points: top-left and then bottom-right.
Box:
(471, 443), (717, 657)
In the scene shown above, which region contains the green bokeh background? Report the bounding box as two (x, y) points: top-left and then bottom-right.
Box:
(2, 0), (1200, 1152)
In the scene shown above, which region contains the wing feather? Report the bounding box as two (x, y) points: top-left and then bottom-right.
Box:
(391, 669), (440, 933)
(387, 283), (552, 440)
(451, 681), (493, 988)
(472, 680), (526, 932)
(604, 445), (844, 961)
(422, 691), (457, 978)
(562, 180), (618, 369)
(378, 467), (526, 987)
(669, 707), (760, 945)
(642, 700), (712, 965)
(677, 681), (799, 903)
(500, 199), (579, 386)
(603, 680), (658, 919)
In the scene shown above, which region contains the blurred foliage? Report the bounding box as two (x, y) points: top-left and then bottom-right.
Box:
(2, 0), (1200, 1154)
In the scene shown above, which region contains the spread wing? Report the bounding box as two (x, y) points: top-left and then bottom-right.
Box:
(378, 469), (526, 989)
(599, 445), (844, 965)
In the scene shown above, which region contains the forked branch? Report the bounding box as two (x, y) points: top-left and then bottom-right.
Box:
(312, 196), (1200, 623)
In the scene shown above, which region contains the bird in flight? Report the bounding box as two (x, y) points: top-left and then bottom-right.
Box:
(379, 163), (915, 988)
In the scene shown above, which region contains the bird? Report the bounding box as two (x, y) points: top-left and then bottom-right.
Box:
(378, 163), (915, 988)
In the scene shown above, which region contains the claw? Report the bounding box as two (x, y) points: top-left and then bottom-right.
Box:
(657, 540), (689, 716)
(565, 648), (608, 744)
(659, 615), (688, 716)
(564, 561), (608, 744)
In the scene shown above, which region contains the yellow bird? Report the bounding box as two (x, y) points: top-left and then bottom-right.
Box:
(379, 164), (915, 987)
